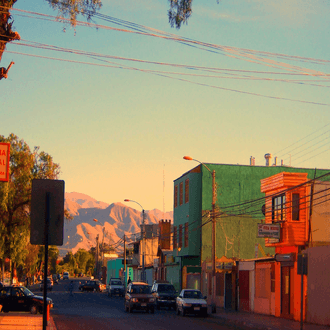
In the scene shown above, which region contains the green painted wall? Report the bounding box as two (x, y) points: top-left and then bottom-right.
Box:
(166, 263), (180, 292)
(173, 171), (202, 258)
(200, 164), (330, 262)
(174, 163), (330, 264)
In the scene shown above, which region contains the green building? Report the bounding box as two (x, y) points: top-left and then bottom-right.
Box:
(170, 162), (329, 304)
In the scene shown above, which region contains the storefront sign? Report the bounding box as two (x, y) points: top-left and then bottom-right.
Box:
(0, 143), (10, 182)
(257, 223), (280, 239)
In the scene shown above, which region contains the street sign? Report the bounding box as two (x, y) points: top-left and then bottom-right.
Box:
(30, 179), (65, 245)
(0, 142), (10, 182)
(257, 223), (280, 239)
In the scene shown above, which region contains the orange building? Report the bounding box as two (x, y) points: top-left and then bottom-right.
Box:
(260, 172), (309, 321)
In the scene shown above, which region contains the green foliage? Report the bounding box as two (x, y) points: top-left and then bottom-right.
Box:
(0, 134), (61, 279)
(168, 0), (192, 29)
(45, 0), (102, 27)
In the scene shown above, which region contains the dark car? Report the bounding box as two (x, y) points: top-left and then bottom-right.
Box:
(124, 282), (155, 313)
(151, 281), (177, 310)
(80, 280), (102, 292)
(0, 286), (53, 314)
(39, 278), (53, 291)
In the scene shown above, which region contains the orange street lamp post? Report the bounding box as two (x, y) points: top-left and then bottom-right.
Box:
(124, 199), (145, 282)
(184, 156), (217, 313)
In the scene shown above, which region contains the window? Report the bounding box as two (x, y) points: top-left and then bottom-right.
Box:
(174, 185), (178, 208)
(292, 193), (300, 221)
(184, 222), (189, 248)
(179, 224), (182, 248)
(272, 194), (286, 222)
(185, 179), (189, 203)
(173, 226), (177, 249)
(179, 182), (183, 206)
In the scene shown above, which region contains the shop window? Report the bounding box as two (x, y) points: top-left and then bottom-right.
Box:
(174, 185), (178, 208)
(173, 226), (177, 249)
(272, 194), (286, 222)
(184, 222), (188, 248)
(271, 263), (275, 292)
(179, 224), (182, 248)
(185, 179), (189, 203)
(179, 182), (183, 206)
(292, 193), (300, 221)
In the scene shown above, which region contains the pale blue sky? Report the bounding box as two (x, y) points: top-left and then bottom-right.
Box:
(2, 0), (330, 212)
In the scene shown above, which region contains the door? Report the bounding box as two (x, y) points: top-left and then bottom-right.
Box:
(239, 270), (250, 312)
(281, 266), (291, 317)
(225, 273), (232, 309)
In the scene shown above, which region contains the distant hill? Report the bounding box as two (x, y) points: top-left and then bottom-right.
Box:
(61, 193), (173, 256)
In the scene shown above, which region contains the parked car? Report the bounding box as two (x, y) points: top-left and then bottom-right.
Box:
(80, 280), (103, 292)
(124, 282), (155, 313)
(176, 289), (208, 317)
(108, 278), (124, 297)
(0, 285), (53, 314)
(62, 272), (69, 280)
(78, 280), (88, 291)
(151, 281), (177, 310)
(39, 278), (53, 291)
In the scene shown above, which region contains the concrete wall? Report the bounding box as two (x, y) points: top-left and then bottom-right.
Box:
(306, 245), (330, 326)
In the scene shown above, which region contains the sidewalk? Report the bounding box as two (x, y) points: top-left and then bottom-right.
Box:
(0, 313), (57, 330)
(209, 308), (330, 330)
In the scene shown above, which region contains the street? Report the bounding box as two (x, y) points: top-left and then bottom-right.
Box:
(29, 279), (241, 330)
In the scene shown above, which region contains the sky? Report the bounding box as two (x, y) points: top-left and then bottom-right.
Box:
(1, 0), (330, 212)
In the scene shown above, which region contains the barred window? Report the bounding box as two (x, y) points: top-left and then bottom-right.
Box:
(174, 185), (178, 208)
(292, 193), (300, 221)
(272, 194), (286, 222)
(179, 224), (183, 248)
(179, 182), (183, 206)
(173, 226), (177, 249)
(185, 179), (189, 203)
(184, 222), (189, 248)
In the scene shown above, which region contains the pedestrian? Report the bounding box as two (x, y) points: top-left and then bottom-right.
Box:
(127, 277), (131, 285)
(69, 280), (74, 296)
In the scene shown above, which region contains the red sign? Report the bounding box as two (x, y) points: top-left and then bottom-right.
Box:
(0, 142), (10, 182)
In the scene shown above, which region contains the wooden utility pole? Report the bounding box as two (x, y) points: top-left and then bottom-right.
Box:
(124, 235), (126, 289)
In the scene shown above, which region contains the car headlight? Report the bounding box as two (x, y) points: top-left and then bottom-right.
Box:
(149, 298), (155, 303)
(131, 298), (138, 303)
(182, 302), (191, 307)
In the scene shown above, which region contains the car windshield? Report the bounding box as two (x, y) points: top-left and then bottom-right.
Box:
(183, 290), (204, 299)
(131, 285), (151, 294)
(111, 281), (122, 285)
(158, 284), (176, 293)
(21, 287), (34, 296)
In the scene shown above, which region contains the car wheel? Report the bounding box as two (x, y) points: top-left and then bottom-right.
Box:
(128, 304), (133, 313)
(181, 307), (185, 317)
(30, 305), (38, 315)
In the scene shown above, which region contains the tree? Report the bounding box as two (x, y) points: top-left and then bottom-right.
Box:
(0, 0), (102, 64)
(0, 133), (61, 282)
(168, 0), (193, 29)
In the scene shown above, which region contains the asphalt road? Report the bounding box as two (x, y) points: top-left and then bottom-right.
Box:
(29, 278), (242, 330)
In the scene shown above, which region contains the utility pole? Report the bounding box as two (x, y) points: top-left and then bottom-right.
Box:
(211, 169), (217, 313)
(124, 234), (126, 289)
(142, 209), (145, 282)
(96, 234), (99, 279)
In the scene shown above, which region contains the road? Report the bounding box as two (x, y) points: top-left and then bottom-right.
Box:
(30, 278), (241, 330)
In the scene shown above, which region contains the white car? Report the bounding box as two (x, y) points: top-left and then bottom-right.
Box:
(176, 289), (208, 317)
(63, 272), (69, 280)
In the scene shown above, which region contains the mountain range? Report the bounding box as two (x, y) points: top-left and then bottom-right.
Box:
(62, 192), (173, 256)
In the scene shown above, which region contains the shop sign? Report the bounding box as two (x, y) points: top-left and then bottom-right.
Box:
(0, 143), (10, 182)
(257, 223), (280, 239)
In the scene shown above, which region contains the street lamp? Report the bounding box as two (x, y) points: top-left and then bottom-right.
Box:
(184, 156), (217, 313)
(124, 199), (145, 282)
